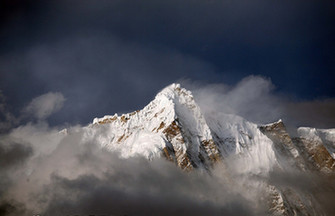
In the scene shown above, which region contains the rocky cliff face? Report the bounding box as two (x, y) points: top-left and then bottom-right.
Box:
(260, 121), (335, 215)
(83, 83), (335, 215)
(260, 121), (335, 174)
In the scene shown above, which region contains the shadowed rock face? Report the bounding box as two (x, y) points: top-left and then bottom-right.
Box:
(259, 121), (306, 171)
(259, 121), (335, 216)
(163, 119), (193, 171)
(260, 120), (335, 174)
(292, 137), (335, 173)
(161, 119), (222, 170)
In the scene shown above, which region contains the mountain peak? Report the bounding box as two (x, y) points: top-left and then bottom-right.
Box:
(81, 83), (335, 215)
(155, 83), (194, 104)
(89, 83), (218, 170)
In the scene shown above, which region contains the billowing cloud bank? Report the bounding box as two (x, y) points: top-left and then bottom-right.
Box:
(0, 123), (265, 216)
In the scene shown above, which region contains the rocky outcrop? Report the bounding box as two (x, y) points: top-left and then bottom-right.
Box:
(259, 120), (306, 170)
(259, 120), (335, 174)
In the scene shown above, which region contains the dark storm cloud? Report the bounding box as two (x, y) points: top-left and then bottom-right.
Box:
(1, 0), (335, 126)
(2, 0), (334, 48)
(0, 35), (218, 125)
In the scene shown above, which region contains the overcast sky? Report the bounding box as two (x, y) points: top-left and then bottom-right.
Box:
(1, 0), (335, 127)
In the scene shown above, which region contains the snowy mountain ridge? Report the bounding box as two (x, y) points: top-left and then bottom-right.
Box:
(79, 83), (335, 215)
(84, 83), (335, 172)
(86, 83), (219, 170)
(84, 83), (278, 173)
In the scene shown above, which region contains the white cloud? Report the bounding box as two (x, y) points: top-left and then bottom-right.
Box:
(182, 76), (282, 124)
(23, 92), (65, 120)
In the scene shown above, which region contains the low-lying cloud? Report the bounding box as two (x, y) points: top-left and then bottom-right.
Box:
(0, 88), (267, 216)
(0, 122), (265, 216)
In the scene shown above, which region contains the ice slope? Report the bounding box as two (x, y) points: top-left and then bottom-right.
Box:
(205, 113), (278, 174)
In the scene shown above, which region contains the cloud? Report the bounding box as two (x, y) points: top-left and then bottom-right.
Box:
(1, 0), (334, 126)
(23, 92), (65, 120)
(0, 35), (219, 125)
(182, 76), (335, 128)
(181, 76), (282, 123)
(0, 77), (334, 215)
(268, 169), (335, 216)
(0, 141), (32, 171)
(0, 122), (266, 216)
(0, 1), (334, 214)
(42, 159), (256, 216)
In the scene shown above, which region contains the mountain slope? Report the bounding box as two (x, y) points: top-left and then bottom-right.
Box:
(81, 83), (335, 215)
(85, 83), (279, 172)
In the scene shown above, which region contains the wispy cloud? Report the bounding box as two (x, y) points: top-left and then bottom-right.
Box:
(23, 92), (65, 120)
(182, 76), (335, 128)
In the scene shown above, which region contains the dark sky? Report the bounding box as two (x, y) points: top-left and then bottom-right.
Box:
(1, 2), (335, 215)
(1, 0), (335, 126)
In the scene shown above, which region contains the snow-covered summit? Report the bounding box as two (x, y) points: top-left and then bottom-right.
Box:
(78, 83), (335, 215)
(93, 83), (195, 126)
(85, 83), (335, 175)
(85, 83), (279, 172)
(87, 84), (217, 170)
(155, 83), (193, 102)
